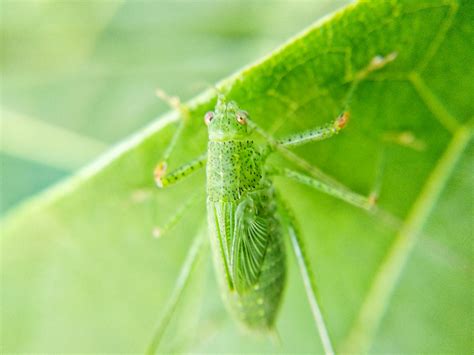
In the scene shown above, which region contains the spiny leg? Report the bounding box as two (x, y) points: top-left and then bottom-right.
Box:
(269, 152), (402, 230)
(149, 91), (208, 352)
(277, 112), (349, 148)
(270, 167), (376, 212)
(249, 105), (352, 193)
(146, 228), (207, 354)
(154, 89), (207, 188)
(277, 195), (334, 355)
(253, 119), (348, 194)
(268, 52), (397, 150)
(154, 153), (207, 188)
(258, 122), (379, 214)
(250, 53), (397, 210)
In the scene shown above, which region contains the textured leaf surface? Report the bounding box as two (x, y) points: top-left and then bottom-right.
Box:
(1, 0), (472, 353)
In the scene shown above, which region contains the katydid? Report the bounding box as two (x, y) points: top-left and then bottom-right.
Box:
(148, 53), (396, 354)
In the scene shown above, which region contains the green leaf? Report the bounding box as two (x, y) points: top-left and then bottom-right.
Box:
(1, 0), (472, 353)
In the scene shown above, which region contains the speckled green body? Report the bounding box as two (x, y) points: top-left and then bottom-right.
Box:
(205, 98), (286, 331)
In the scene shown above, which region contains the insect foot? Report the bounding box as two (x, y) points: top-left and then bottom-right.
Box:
(335, 112), (350, 130)
(152, 227), (163, 238)
(370, 52), (398, 70)
(154, 161), (168, 188)
(156, 89), (180, 110)
(156, 88), (190, 119)
(354, 52), (398, 81)
(367, 191), (378, 211)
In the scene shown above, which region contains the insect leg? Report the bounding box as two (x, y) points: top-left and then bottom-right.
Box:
(156, 89), (192, 163)
(259, 52), (397, 151)
(277, 112), (349, 148)
(146, 227), (207, 354)
(252, 51), (397, 151)
(152, 191), (202, 238)
(342, 52), (398, 110)
(154, 153), (207, 188)
(154, 88), (207, 188)
(277, 195), (334, 355)
(271, 167), (376, 212)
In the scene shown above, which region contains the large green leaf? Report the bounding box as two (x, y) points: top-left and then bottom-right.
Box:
(1, 0), (472, 353)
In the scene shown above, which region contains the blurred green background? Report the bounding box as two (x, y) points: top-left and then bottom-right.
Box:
(1, 1), (473, 353)
(0, 0), (350, 215)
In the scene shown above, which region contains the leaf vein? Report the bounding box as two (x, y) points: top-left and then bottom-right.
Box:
(340, 125), (472, 353)
(409, 72), (461, 133)
(416, 0), (459, 73)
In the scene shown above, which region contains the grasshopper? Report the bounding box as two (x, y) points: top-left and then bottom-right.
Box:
(148, 53), (396, 354)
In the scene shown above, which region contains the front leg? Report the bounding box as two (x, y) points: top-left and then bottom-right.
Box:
(154, 153), (207, 188)
(277, 112), (349, 148)
(249, 52), (397, 154)
(153, 88), (207, 189)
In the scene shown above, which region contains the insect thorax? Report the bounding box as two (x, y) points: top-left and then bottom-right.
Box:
(206, 140), (264, 202)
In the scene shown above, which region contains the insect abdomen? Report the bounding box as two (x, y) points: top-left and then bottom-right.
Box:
(229, 210), (286, 330)
(207, 189), (286, 331)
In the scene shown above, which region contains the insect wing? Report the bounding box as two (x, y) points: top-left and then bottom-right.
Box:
(231, 196), (270, 293)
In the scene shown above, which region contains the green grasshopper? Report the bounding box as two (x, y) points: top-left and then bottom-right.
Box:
(148, 53), (396, 354)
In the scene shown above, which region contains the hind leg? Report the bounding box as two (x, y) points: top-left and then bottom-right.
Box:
(277, 194), (335, 355)
(146, 229), (207, 354)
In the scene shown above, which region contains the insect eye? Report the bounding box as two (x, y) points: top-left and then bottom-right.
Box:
(204, 111), (214, 125)
(236, 111), (248, 125)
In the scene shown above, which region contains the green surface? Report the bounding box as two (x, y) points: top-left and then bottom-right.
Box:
(1, 0), (473, 353)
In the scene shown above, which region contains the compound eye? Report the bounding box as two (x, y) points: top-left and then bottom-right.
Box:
(236, 111), (248, 125)
(204, 111), (214, 125)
